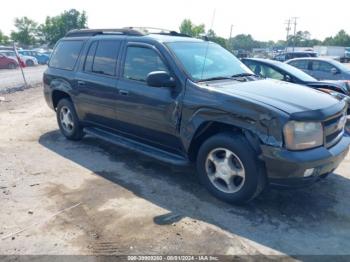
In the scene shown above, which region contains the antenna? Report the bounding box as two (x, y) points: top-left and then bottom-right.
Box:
(200, 9), (216, 81)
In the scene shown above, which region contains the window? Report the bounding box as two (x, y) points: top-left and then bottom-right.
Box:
(49, 40), (83, 70)
(84, 41), (98, 72)
(167, 42), (251, 81)
(312, 61), (333, 72)
(257, 64), (284, 80)
(290, 60), (308, 70)
(123, 46), (168, 82)
(91, 40), (120, 76)
(274, 54), (285, 61)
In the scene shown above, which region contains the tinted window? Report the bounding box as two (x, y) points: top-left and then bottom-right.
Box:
(49, 40), (83, 70)
(92, 40), (120, 76)
(84, 41), (98, 72)
(312, 61), (333, 72)
(290, 60), (308, 70)
(274, 54), (285, 61)
(123, 46), (168, 82)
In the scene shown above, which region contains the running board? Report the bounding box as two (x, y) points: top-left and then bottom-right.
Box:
(83, 127), (189, 166)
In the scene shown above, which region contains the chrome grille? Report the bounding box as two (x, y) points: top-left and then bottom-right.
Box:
(324, 111), (346, 148)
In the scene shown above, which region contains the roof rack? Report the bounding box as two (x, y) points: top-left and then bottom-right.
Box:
(125, 27), (190, 37)
(65, 27), (190, 38)
(65, 28), (144, 37)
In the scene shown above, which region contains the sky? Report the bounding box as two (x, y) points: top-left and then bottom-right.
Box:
(1, 0), (349, 41)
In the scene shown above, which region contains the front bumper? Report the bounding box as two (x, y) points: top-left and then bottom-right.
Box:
(261, 136), (350, 188)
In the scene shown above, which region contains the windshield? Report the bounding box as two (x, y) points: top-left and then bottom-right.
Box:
(167, 42), (253, 81)
(277, 62), (317, 82)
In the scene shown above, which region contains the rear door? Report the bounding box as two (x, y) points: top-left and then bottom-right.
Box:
(288, 59), (311, 74)
(75, 39), (122, 129)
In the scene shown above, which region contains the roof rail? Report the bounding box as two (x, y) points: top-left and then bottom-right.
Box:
(125, 27), (190, 37)
(65, 27), (190, 38)
(65, 28), (144, 37)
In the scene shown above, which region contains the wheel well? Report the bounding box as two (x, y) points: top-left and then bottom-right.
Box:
(188, 122), (243, 162)
(52, 90), (71, 109)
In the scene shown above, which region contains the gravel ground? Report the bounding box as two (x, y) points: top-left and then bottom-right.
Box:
(0, 86), (350, 258)
(0, 65), (47, 93)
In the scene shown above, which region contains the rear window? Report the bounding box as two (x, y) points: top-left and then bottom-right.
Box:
(49, 40), (83, 70)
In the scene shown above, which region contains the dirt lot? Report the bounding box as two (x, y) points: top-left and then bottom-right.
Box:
(0, 66), (47, 92)
(0, 86), (350, 257)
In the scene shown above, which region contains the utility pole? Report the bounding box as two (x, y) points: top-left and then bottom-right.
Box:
(227, 24), (234, 51)
(292, 17), (299, 52)
(285, 19), (291, 42)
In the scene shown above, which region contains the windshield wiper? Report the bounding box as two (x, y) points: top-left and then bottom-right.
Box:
(199, 76), (232, 82)
(231, 73), (257, 78)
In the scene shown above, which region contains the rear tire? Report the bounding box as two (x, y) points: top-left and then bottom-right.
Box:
(196, 133), (266, 204)
(56, 99), (85, 141)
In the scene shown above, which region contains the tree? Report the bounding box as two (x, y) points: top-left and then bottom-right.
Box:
(323, 30), (350, 46)
(0, 30), (10, 45)
(227, 34), (259, 51)
(206, 29), (227, 48)
(286, 31), (322, 47)
(39, 9), (87, 46)
(10, 17), (38, 46)
(179, 19), (205, 37)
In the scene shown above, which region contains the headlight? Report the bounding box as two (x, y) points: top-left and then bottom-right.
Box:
(283, 121), (323, 150)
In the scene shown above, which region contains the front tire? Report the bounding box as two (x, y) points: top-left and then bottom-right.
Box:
(196, 133), (266, 204)
(56, 99), (84, 141)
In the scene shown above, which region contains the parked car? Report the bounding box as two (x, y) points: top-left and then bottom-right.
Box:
(44, 28), (350, 204)
(0, 50), (38, 66)
(273, 51), (317, 62)
(242, 58), (350, 95)
(0, 53), (18, 69)
(286, 57), (350, 80)
(242, 58), (350, 134)
(18, 50), (50, 64)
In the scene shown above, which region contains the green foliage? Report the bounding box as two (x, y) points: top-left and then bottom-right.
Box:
(10, 17), (38, 46)
(207, 29), (227, 48)
(287, 31), (321, 47)
(0, 30), (10, 45)
(39, 9), (88, 46)
(179, 19), (205, 37)
(227, 34), (259, 51)
(323, 30), (350, 46)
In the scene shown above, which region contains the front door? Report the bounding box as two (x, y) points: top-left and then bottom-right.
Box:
(310, 60), (335, 80)
(115, 43), (183, 153)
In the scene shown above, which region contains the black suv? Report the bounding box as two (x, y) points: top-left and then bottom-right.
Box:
(43, 28), (350, 203)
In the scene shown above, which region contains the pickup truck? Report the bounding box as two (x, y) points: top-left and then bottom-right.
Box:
(43, 28), (350, 204)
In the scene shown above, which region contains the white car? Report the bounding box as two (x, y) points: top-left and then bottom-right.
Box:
(0, 50), (38, 66)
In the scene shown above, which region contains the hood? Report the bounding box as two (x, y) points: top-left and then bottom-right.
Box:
(204, 79), (342, 116)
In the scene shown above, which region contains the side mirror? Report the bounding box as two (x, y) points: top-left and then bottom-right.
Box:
(146, 71), (176, 88)
(331, 67), (339, 75)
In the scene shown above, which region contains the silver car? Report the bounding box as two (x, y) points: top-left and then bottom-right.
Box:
(286, 57), (350, 80)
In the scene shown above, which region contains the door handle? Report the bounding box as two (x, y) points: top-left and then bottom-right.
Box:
(77, 80), (86, 87)
(119, 90), (129, 96)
